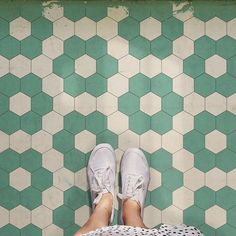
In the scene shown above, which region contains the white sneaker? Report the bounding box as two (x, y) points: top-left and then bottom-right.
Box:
(118, 148), (150, 222)
(87, 143), (116, 224)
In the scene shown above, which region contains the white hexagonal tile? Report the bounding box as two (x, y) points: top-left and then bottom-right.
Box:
(227, 94), (236, 115)
(75, 205), (90, 226)
(42, 2), (63, 21)
(10, 55), (30, 78)
(184, 168), (204, 191)
(10, 17), (31, 40)
(75, 92), (96, 115)
(206, 17), (226, 40)
(107, 111), (128, 135)
(53, 92), (74, 116)
(0, 206), (9, 227)
(75, 55), (96, 78)
(205, 92), (226, 116)
(173, 111), (194, 135)
(75, 168), (88, 191)
(10, 92), (31, 116)
(10, 167), (31, 191)
(173, 186), (194, 210)
(32, 205), (52, 229)
(75, 17), (96, 40)
(0, 56), (9, 77)
(227, 169), (236, 190)
(140, 17), (161, 40)
(162, 55), (183, 78)
(42, 36), (64, 59)
(0, 131), (9, 152)
(42, 186), (63, 210)
(140, 92), (161, 116)
(148, 167), (161, 191)
(140, 55), (161, 78)
(10, 205), (30, 229)
(205, 130), (226, 154)
(184, 92), (204, 116)
(10, 130), (31, 154)
(184, 17), (204, 40)
(108, 36), (129, 59)
(143, 205), (161, 228)
(43, 224), (63, 236)
(43, 74), (63, 97)
(162, 205), (183, 225)
(162, 130), (183, 154)
(97, 92), (118, 116)
(97, 17), (118, 40)
(205, 55), (226, 78)
(108, 73), (129, 97)
(75, 130), (96, 153)
(206, 168), (226, 191)
(173, 73), (194, 97)
(32, 55), (53, 78)
(173, 36), (194, 59)
(32, 130), (52, 153)
(227, 18), (236, 39)
(118, 130), (139, 151)
(119, 55), (139, 78)
(107, 6), (129, 22)
(173, 2), (193, 21)
(173, 149), (194, 172)
(205, 205), (226, 229)
(42, 149), (64, 172)
(140, 130), (161, 154)
(53, 17), (74, 40)
(42, 111), (63, 135)
(53, 167), (74, 191)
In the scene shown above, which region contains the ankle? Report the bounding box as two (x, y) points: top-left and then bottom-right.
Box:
(95, 193), (113, 218)
(122, 198), (141, 222)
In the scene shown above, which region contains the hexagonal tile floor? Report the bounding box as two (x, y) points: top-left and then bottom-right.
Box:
(0, 1), (236, 236)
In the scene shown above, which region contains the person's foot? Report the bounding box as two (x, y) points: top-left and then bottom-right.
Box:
(87, 143), (116, 224)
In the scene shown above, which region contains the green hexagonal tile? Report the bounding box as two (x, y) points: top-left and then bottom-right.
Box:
(217, 36), (236, 59)
(150, 2), (173, 21)
(228, 55), (236, 77)
(0, 2), (20, 21)
(214, 3), (236, 21)
(151, 73), (172, 97)
(86, 3), (107, 21)
(20, 186), (42, 210)
(183, 206), (204, 227)
(151, 149), (172, 172)
(31, 16), (53, 40)
(86, 111), (107, 135)
(20, 2), (42, 21)
(53, 130), (75, 154)
(64, 2), (86, 21)
(64, 111), (85, 135)
(0, 169), (8, 189)
(118, 17), (140, 40)
(228, 206), (236, 228)
(64, 36), (85, 59)
(216, 111), (236, 134)
(162, 17), (183, 40)
(129, 111), (151, 135)
(192, 2), (215, 21)
(151, 111), (172, 135)
(64, 224), (80, 236)
(53, 54), (74, 78)
(216, 187), (236, 209)
(194, 73), (215, 97)
(20, 149), (42, 172)
(198, 224), (215, 236)
(228, 131), (236, 153)
(21, 73), (42, 97)
(0, 74), (20, 97)
(130, 73), (151, 97)
(31, 167), (53, 191)
(97, 130), (118, 149)
(162, 168), (183, 191)
(21, 111), (42, 135)
(64, 73), (85, 97)
(0, 224), (20, 236)
(86, 74), (107, 97)
(184, 55), (205, 78)
(0, 111), (20, 135)
(194, 111), (215, 135)
(151, 186), (172, 210)
(21, 36), (42, 59)
(216, 74), (236, 97)
(129, 4), (150, 21)
(184, 130), (205, 154)
(151, 36), (172, 59)
(118, 92), (139, 115)
(97, 55), (118, 78)
(53, 205), (75, 229)
(162, 92), (183, 116)
(216, 149), (236, 173)
(0, 18), (9, 39)
(64, 149), (85, 172)
(0, 186), (20, 209)
(195, 149), (215, 173)
(21, 224), (42, 236)
(129, 36), (151, 59)
(0, 36), (20, 59)
(86, 36), (107, 59)
(0, 149), (20, 172)
(31, 92), (53, 116)
(194, 36), (216, 59)
(194, 187), (215, 210)
(216, 224), (236, 236)
(0, 93), (9, 115)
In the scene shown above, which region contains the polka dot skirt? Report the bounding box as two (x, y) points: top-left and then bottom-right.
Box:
(81, 224), (204, 236)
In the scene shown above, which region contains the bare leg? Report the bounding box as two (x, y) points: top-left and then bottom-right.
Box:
(74, 193), (112, 236)
(122, 198), (147, 228)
